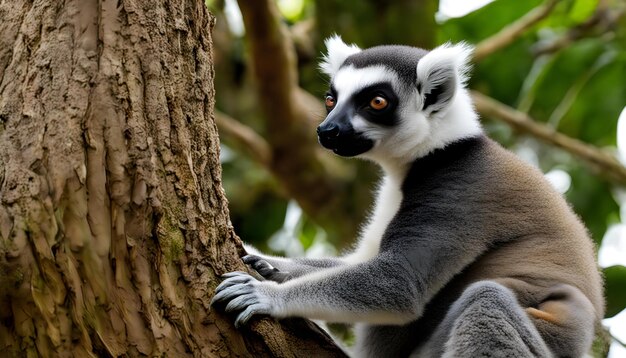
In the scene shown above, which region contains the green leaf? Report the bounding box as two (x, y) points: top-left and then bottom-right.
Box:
(569, 0), (598, 24)
(439, 0), (543, 43)
(604, 265), (626, 318)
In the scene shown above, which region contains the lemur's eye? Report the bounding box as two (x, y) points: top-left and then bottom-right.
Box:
(325, 95), (336, 108)
(369, 96), (388, 110)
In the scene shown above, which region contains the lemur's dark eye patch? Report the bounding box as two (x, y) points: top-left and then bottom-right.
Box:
(352, 83), (398, 126)
(353, 83), (397, 111)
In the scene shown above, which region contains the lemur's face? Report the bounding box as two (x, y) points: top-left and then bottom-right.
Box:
(317, 66), (403, 157)
(317, 36), (478, 163)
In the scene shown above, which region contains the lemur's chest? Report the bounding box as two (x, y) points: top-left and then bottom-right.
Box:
(346, 175), (403, 263)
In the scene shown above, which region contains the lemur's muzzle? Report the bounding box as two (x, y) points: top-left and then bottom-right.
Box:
(317, 122), (340, 150)
(317, 107), (374, 157)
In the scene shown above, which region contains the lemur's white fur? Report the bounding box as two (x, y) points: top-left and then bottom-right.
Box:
(331, 65), (401, 108)
(319, 34), (362, 77)
(345, 174), (404, 264)
(416, 42), (473, 113)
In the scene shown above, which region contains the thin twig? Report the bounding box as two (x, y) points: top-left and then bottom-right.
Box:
(471, 91), (626, 185)
(473, 0), (558, 62)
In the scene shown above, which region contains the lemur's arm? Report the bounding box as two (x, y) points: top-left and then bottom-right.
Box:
(242, 244), (345, 283)
(212, 252), (419, 327)
(242, 254), (346, 283)
(214, 214), (488, 327)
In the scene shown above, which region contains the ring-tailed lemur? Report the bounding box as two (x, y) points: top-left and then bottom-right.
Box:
(212, 36), (604, 357)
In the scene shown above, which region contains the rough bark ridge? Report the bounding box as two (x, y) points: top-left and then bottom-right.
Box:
(0, 1), (344, 357)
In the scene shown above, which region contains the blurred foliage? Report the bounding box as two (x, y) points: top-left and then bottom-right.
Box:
(604, 265), (626, 318)
(210, 0), (626, 348)
(315, 0), (437, 49)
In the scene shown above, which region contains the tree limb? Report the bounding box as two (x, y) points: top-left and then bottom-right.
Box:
(235, 0), (361, 241)
(532, 4), (625, 57)
(471, 91), (626, 185)
(215, 111), (272, 167)
(473, 0), (558, 62)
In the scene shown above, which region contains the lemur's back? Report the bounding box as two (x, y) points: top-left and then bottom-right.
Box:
(368, 135), (603, 356)
(462, 138), (602, 312)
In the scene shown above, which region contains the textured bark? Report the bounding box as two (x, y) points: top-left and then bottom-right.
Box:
(0, 1), (344, 357)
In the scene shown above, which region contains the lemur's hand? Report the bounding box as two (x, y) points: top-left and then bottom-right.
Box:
(211, 271), (279, 328)
(243, 255), (292, 283)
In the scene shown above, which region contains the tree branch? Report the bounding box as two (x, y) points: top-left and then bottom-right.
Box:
(471, 91), (626, 185)
(235, 0), (361, 241)
(215, 111), (272, 167)
(473, 0), (558, 62)
(532, 4), (625, 57)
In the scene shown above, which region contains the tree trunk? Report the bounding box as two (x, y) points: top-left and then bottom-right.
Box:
(0, 1), (344, 357)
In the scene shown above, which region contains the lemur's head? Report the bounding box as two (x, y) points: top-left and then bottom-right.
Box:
(317, 35), (481, 166)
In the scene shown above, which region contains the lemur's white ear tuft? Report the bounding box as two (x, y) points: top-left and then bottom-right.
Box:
(416, 42), (473, 115)
(319, 35), (361, 77)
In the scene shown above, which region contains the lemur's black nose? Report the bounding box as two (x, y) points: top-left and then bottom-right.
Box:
(317, 123), (340, 149)
(317, 123), (340, 137)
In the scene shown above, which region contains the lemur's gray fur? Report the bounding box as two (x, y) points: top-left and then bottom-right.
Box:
(212, 36), (604, 357)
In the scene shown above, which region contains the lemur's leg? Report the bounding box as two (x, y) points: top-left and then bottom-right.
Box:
(525, 284), (596, 357)
(486, 278), (597, 357)
(242, 244), (345, 283)
(420, 281), (552, 358)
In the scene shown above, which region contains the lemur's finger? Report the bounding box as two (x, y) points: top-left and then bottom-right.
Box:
(235, 303), (268, 328)
(221, 271), (253, 279)
(242, 255), (258, 264)
(211, 283), (253, 306)
(213, 273), (254, 295)
(225, 293), (258, 313)
(215, 277), (248, 291)
(252, 262), (278, 274)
